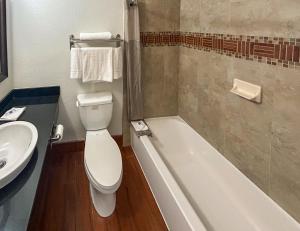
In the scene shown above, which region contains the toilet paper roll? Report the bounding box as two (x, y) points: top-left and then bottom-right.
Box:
(54, 124), (64, 141)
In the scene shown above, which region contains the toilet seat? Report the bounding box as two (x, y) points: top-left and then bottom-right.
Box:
(84, 130), (122, 193)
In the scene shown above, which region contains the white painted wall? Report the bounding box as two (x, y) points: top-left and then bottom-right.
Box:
(8, 0), (124, 141)
(0, 78), (12, 100)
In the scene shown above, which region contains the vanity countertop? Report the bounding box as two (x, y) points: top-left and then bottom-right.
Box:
(0, 86), (60, 231)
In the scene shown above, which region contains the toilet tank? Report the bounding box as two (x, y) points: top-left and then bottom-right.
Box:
(77, 92), (113, 131)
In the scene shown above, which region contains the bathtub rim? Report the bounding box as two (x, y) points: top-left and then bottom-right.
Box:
(143, 115), (300, 230)
(131, 126), (207, 231)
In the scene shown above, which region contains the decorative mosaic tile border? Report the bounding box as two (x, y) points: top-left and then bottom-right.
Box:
(141, 32), (181, 47)
(140, 32), (300, 69)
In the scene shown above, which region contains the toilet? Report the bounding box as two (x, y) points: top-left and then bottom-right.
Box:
(77, 92), (123, 217)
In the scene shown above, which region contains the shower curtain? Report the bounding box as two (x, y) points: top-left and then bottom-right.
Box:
(124, 0), (143, 121)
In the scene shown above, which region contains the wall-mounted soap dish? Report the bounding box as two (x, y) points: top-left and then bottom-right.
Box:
(230, 79), (262, 103)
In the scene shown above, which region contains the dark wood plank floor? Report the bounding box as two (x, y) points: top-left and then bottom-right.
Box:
(28, 140), (167, 231)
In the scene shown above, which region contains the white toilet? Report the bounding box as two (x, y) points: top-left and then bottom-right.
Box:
(77, 92), (123, 217)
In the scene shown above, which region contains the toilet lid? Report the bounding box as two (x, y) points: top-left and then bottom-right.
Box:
(84, 130), (122, 189)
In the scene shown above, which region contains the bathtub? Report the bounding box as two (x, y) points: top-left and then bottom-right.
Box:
(130, 116), (300, 231)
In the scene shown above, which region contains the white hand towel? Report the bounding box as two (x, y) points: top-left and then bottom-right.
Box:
(81, 47), (114, 83)
(70, 48), (83, 79)
(80, 32), (112, 40)
(113, 47), (123, 79)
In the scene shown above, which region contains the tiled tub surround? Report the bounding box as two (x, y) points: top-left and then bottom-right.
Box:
(137, 0), (300, 225)
(141, 31), (300, 222)
(178, 47), (300, 222)
(139, 0), (180, 119)
(141, 32), (300, 69)
(122, 0), (180, 146)
(142, 46), (179, 118)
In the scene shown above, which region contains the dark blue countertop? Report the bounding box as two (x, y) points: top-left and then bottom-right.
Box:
(0, 86), (60, 231)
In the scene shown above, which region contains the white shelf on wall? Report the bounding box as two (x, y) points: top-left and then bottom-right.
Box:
(230, 79), (262, 103)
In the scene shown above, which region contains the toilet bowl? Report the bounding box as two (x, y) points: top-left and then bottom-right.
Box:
(77, 92), (123, 217)
(84, 130), (122, 217)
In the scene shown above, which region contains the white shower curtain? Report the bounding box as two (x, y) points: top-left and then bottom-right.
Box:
(124, 0), (143, 121)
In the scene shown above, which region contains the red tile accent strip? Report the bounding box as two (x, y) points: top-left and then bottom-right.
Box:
(140, 32), (300, 69)
(140, 32), (181, 47)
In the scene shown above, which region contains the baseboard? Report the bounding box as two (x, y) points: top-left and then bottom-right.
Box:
(51, 135), (124, 153)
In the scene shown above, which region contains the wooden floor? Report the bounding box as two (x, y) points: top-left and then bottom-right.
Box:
(28, 140), (167, 231)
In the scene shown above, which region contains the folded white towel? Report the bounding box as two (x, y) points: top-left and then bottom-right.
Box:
(80, 32), (112, 40)
(70, 48), (82, 79)
(70, 46), (123, 82)
(113, 47), (123, 79)
(81, 47), (114, 83)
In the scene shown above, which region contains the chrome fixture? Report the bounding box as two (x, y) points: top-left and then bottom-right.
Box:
(127, 0), (138, 7)
(69, 34), (123, 49)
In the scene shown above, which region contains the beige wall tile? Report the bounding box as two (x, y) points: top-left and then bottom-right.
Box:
(269, 69), (300, 221)
(180, 0), (300, 37)
(178, 48), (200, 128)
(139, 0), (300, 223)
(142, 46), (179, 118)
(223, 131), (270, 191)
(140, 0), (180, 31)
(180, 0), (201, 32)
(178, 49), (273, 192)
(178, 49), (300, 221)
(139, 0), (180, 120)
(177, 0), (300, 222)
(139, 0), (166, 32)
(230, 0), (279, 36)
(200, 0), (231, 34)
(230, 0), (300, 37)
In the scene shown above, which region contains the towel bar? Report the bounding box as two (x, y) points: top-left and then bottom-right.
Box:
(69, 34), (123, 49)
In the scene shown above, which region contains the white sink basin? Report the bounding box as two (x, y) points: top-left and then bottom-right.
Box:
(0, 121), (38, 189)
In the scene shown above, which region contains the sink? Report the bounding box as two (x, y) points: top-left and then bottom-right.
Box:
(0, 121), (38, 189)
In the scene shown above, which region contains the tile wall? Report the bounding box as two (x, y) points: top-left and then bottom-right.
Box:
(138, 0), (300, 222)
(123, 0), (180, 146)
(179, 0), (300, 222)
(141, 32), (300, 69)
(139, 0), (180, 117)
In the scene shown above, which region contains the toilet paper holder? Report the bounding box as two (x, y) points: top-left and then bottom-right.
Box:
(50, 124), (64, 143)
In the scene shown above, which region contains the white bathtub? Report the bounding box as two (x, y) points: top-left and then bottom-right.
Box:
(131, 116), (300, 231)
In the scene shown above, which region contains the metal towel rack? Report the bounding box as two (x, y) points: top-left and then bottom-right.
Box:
(69, 34), (123, 49)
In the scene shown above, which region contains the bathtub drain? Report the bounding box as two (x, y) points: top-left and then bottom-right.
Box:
(0, 160), (7, 169)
